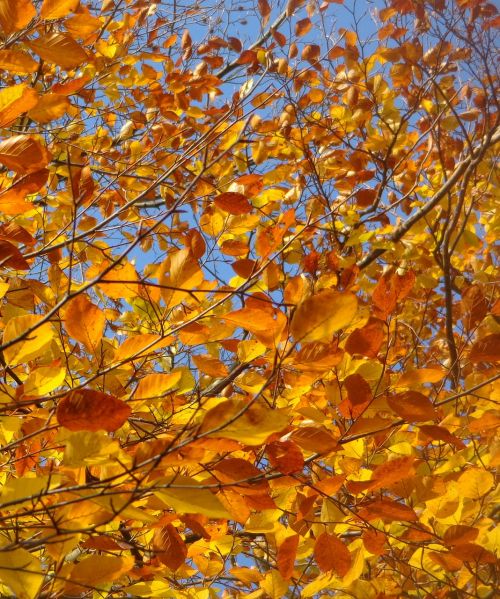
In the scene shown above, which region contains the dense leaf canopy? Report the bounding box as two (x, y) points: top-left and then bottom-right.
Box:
(0, 0), (498, 597)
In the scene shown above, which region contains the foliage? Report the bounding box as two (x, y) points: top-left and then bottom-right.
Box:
(0, 0), (498, 597)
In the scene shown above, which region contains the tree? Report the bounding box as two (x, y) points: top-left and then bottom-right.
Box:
(0, 0), (498, 596)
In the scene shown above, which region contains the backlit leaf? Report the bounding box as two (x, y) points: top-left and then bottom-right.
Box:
(214, 191), (253, 215)
(314, 532), (352, 576)
(65, 294), (105, 351)
(290, 290), (357, 342)
(56, 389), (131, 432)
(3, 314), (54, 366)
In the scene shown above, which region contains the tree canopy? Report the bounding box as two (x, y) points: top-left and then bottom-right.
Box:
(0, 0), (498, 597)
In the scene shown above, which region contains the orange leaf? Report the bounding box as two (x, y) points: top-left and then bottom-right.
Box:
(339, 373), (372, 419)
(418, 424), (465, 449)
(27, 33), (88, 70)
(267, 440), (304, 474)
(345, 318), (384, 358)
(277, 535), (299, 579)
(193, 354), (229, 378)
(395, 367), (445, 387)
(468, 334), (500, 362)
(0, 135), (52, 174)
(370, 456), (416, 489)
(314, 532), (352, 576)
(0, 240), (29, 270)
(153, 525), (187, 571)
(291, 426), (339, 454)
(358, 498), (418, 522)
(443, 525), (479, 547)
(295, 18), (312, 36)
(0, 50), (38, 74)
(363, 529), (386, 555)
(57, 389), (131, 432)
(0, 84), (39, 128)
(28, 93), (70, 124)
(214, 192), (252, 215)
(387, 391), (437, 422)
(0, 0), (36, 34)
(65, 294), (105, 351)
(41, 0), (79, 20)
(0, 169), (48, 214)
(258, 0), (271, 24)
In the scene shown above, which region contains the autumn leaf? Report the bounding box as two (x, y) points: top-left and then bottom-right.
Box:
(214, 191), (253, 215)
(153, 525), (187, 571)
(57, 389), (131, 432)
(290, 290), (357, 342)
(314, 532), (352, 576)
(65, 294), (105, 351)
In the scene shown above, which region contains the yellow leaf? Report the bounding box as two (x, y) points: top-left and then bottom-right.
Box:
(3, 314), (54, 366)
(200, 399), (289, 445)
(64, 555), (134, 595)
(154, 475), (231, 519)
(27, 33), (88, 70)
(65, 294), (105, 351)
(61, 430), (122, 467)
(160, 248), (204, 308)
(23, 364), (66, 396)
(134, 372), (182, 400)
(457, 468), (494, 499)
(260, 571), (289, 599)
(0, 475), (60, 505)
(114, 333), (173, 363)
(290, 290), (358, 342)
(0, 84), (38, 128)
(41, 0), (79, 20)
(28, 93), (70, 124)
(98, 261), (140, 299)
(237, 339), (267, 363)
(0, 50), (38, 74)
(0, 0), (36, 34)
(0, 546), (42, 599)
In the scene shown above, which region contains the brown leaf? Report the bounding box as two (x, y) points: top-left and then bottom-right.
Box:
(153, 525), (187, 571)
(314, 532), (352, 576)
(277, 535), (299, 579)
(215, 192), (252, 215)
(57, 389), (131, 432)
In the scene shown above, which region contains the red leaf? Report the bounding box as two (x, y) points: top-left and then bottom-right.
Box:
(345, 318), (384, 358)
